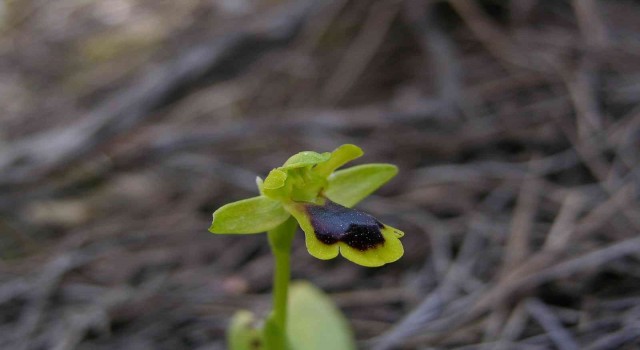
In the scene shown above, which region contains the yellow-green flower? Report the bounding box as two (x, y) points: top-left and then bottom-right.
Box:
(209, 144), (404, 267)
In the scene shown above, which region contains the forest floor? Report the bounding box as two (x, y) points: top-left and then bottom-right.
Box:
(1, 1), (640, 349)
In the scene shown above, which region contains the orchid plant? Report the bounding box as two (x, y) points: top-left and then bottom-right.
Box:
(209, 144), (404, 349)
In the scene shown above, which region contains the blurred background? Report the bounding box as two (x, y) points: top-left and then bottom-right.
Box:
(1, 0), (640, 349)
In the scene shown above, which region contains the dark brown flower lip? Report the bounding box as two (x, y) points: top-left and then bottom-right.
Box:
(302, 199), (385, 251)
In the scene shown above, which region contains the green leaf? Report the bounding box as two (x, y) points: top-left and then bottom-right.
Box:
(325, 163), (398, 208)
(210, 196), (290, 234)
(287, 282), (356, 350)
(313, 144), (363, 177)
(228, 310), (264, 350)
(282, 151), (331, 169)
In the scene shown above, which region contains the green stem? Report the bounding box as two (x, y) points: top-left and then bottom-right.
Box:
(272, 244), (291, 327)
(267, 217), (297, 349)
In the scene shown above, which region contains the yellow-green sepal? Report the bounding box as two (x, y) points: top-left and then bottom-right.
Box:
(210, 196), (290, 234)
(313, 144), (363, 177)
(325, 163), (398, 207)
(282, 151), (331, 169)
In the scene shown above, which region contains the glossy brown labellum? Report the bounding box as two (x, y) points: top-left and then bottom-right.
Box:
(304, 200), (385, 251)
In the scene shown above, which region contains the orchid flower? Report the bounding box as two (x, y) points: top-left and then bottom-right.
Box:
(209, 144), (404, 267)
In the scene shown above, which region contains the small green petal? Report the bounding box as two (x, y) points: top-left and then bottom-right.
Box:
(313, 144), (364, 177)
(282, 151), (331, 169)
(325, 163), (398, 207)
(263, 169), (288, 190)
(210, 196), (290, 234)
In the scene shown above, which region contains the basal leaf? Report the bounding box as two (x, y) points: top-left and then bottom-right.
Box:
(228, 310), (264, 350)
(287, 282), (356, 350)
